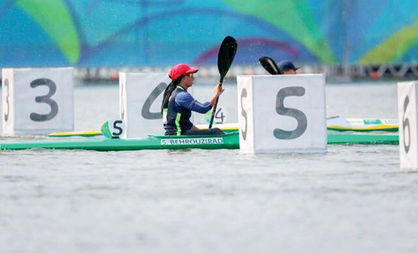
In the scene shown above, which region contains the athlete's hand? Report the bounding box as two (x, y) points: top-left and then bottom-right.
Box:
(214, 84), (224, 97)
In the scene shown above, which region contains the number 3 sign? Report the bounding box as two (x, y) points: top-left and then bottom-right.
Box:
(2, 68), (74, 136)
(237, 74), (327, 154)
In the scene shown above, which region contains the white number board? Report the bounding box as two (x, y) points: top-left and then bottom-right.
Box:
(2, 68), (74, 136)
(398, 81), (418, 170)
(237, 74), (327, 154)
(119, 72), (170, 138)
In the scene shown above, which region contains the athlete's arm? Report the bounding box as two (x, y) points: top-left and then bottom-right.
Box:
(175, 92), (212, 113)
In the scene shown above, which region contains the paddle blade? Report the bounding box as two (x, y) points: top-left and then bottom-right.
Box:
(209, 36), (237, 129)
(218, 36), (238, 83)
(259, 56), (281, 75)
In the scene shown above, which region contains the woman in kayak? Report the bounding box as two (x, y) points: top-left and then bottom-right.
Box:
(161, 63), (224, 136)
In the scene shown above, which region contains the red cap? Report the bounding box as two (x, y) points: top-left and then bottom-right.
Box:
(169, 63), (198, 80)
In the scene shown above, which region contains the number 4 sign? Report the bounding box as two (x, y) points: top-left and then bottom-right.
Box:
(2, 68), (74, 136)
(204, 108), (226, 124)
(119, 72), (170, 138)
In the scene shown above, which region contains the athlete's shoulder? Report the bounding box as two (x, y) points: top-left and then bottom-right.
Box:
(176, 91), (193, 100)
(175, 91), (195, 107)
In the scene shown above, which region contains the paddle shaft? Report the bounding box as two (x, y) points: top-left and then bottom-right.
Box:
(208, 81), (223, 129)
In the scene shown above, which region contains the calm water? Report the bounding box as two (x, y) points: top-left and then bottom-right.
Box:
(1, 80), (417, 253)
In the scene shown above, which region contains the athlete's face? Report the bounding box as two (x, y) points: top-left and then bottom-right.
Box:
(282, 69), (299, 75)
(181, 73), (195, 88)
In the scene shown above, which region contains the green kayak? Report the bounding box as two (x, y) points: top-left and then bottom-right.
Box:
(0, 131), (399, 151)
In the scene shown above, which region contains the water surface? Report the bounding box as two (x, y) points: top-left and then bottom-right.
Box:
(1, 80), (417, 253)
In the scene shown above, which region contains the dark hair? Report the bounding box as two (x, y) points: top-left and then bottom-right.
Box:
(161, 76), (183, 113)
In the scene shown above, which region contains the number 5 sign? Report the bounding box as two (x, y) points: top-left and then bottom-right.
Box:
(398, 81), (418, 170)
(237, 74), (327, 154)
(2, 68), (74, 136)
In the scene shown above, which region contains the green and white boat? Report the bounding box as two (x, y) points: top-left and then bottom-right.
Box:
(0, 131), (399, 151)
(326, 116), (398, 132)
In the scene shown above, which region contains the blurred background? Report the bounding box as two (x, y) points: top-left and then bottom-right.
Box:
(1, 0), (418, 81)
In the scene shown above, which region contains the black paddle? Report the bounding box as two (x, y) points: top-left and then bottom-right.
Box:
(259, 56), (281, 75)
(208, 36), (238, 129)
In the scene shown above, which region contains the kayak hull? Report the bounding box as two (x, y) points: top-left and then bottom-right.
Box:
(0, 132), (399, 151)
(1, 132), (239, 151)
